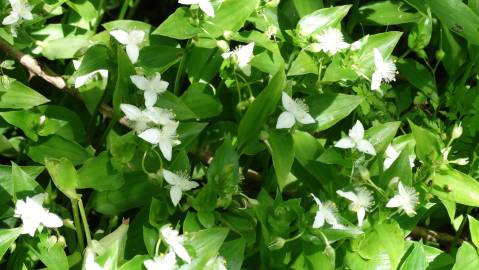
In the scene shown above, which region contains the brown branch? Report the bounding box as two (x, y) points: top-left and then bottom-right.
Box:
(411, 226), (458, 244)
(0, 37), (129, 126)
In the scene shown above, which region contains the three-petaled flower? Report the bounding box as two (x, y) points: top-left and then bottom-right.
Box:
(276, 92), (315, 129)
(178, 0), (215, 17)
(160, 224), (192, 263)
(371, 48), (397, 91)
(130, 73), (169, 107)
(138, 123), (181, 161)
(309, 28), (349, 55)
(311, 194), (343, 229)
(386, 182), (419, 216)
(221, 42), (255, 76)
(162, 169), (199, 206)
(144, 251), (177, 270)
(336, 187), (374, 226)
(2, 0), (33, 25)
(110, 29), (145, 64)
(14, 193), (63, 236)
(120, 104), (152, 133)
(335, 120), (376, 155)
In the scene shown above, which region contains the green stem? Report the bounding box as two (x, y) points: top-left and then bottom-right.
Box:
(174, 40), (191, 96)
(452, 207), (472, 250)
(118, 0), (130, 20)
(78, 199), (93, 247)
(71, 199), (85, 251)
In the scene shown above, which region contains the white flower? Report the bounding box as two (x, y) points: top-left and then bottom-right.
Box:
(221, 42), (255, 76)
(160, 224), (191, 263)
(383, 144), (415, 170)
(178, 0), (215, 17)
(276, 92), (315, 129)
(130, 73), (169, 107)
(144, 107), (177, 126)
(2, 0), (33, 25)
(386, 182), (418, 217)
(309, 28), (349, 55)
(144, 252), (177, 270)
(72, 60), (108, 89)
(14, 193), (63, 237)
(162, 169), (199, 206)
(311, 194), (343, 229)
(371, 48), (397, 91)
(138, 124), (181, 161)
(336, 187), (374, 226)
(110, 29), (145, 64)
(350, 40), (362, 51)
(120, 104), (151, 133)
(335, 120), (376, 155)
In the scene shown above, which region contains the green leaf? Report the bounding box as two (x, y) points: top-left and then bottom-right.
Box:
(188, 228), (229, 268)
(296, 5), (351, 36)
(452, 242), (479, 270)
(0, 110), (41, 141)
(219, 238), (246, 270)
(356, 31), (402, 76)
(156, 92), (197, 121)
(468, 215), (479, 249)
(426, 0), (479, 45)
(0, 228), (22, 260)
(359, 222), (405, 270)
(365, 121), (400, 154)
(207, 138), (240, 198)
(409, 121), (441, 163)
(397, 59), (439, 108)
(77, 151), (125, 191)
(11, 162), (42, 199)
(287, 50), (318, 76)
(0, 165), (43, 204)
(138, 37), (182, 73)
(267, 129), (295, 191)
(118, 255), (150, 270)
(307, 93), (363, 131)
(357, 1), (421, 25)
(28, 240), (69, 270)
(408, 15), (433, 50)
(27, 135), (93, 166)
(40, 35), (91, 60)
(0, 80), (49, 109)
(45, 157), (79, 199)
(237, 66), (285, 152)
(381, 147), (413, 186)
(431, 166), (479, 207)
(152, 8), (200, 39)
(181, 83), (223, 119)
(399, 242), (428, 270)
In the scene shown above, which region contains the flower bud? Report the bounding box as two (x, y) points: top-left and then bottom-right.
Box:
(265, 0), (280, 8)
(435, 50), (445, 61)
(223, 30), (234, 40)
(451, 158), (469, 166)
(216, 40), (229, 52)
(451, 123), (463, 140)
(268, 237), (286, 250)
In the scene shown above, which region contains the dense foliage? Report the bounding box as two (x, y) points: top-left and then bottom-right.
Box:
(2, 0), (479, 269)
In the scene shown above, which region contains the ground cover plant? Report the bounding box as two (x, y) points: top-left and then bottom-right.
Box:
(2, 0), (479, 269)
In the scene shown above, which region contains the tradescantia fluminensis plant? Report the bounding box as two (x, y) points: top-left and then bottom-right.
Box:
(2, 0), (479, 269)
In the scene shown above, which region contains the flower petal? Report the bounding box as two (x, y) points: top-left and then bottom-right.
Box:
(138, 128), (162, 144)
(312, 211), (325, 228)
(334, 137), (355, 149)
(159, 140), (173, 161)
(144, 90), (158, 108)
(336, 190), (358, 202)
(120, 104), (142, 121)
(170, 185), (183, 206)
(126, 44), (140, 64)
(373, 48), (384, 69)
(2, 13), (19, 25)
(356, 139), (376, 156)
(129, 30), (145, 45)
(296, 112), (315, 125)
(130, 75), (149, 91)
(110, 30), (129, 44)
(41, 212), (63, 228)
(349, 120), (364, 141)
(276, 111), (295, 129)
(371, 70), (382, 91)
(281, 92), (296, 112)
(172, 242), (191, 263)
(162, 169), (179, 185)
(199, 0), (215, 17)
(357, 207), (366, 226)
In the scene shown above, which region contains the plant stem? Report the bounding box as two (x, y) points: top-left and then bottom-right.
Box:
(71, 199), (85, 251)
(78, 199), (93, 247)
(118, 0), (130, 20)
